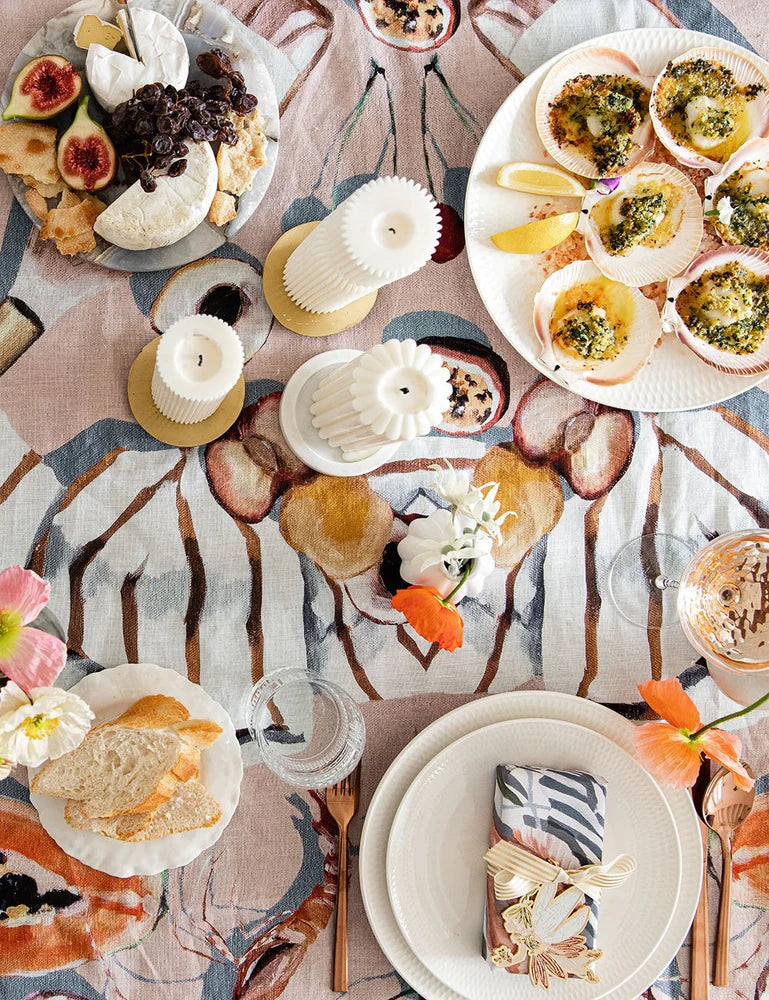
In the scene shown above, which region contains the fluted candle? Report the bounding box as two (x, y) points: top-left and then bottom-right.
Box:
(310, 340), (451, 462)
(151, 315), (244, 425)
(283, 177), (441, 314)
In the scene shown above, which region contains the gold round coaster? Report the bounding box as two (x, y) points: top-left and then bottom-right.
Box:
(127, 337), (246, 448)
(262, 221), (378, 337)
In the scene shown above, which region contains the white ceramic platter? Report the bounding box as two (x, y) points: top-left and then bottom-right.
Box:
(2, 0), (280, 271)
(386, 718), (681, 1000)
(358, 691), (702, 1000)
(29, 661), (243, 876)
(464, 28), (769, 411)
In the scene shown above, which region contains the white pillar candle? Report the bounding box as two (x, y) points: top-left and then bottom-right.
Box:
(310, 339), (451, 462)
(151, 315), (244, 424)
(283, 177), (441, 314)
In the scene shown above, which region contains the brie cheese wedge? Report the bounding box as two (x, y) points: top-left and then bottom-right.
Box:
(94, 142), (217, 251)
(85, 8), (189, 113)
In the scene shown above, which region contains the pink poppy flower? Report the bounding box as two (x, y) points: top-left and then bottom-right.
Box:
(0, 567), (66, 692)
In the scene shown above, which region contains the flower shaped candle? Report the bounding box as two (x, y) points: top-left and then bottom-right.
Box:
(282, 177), (441, 314)
(151, 315), (244, 425)
(310, 339), (451, 462)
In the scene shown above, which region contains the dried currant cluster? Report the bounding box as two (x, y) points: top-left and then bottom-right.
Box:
(109, 49), (259, 192)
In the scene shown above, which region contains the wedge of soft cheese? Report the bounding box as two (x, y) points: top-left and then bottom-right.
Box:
(73, 14), (124, 51)
(94, 142), (217, 250)
(85, 8), (189, 113)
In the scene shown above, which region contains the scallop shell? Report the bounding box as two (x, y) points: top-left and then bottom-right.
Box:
(703, 136), (769, 249)
(663, 245), (769, 375)
(533, 260), (662, 387)
(578, 162), (703, 285)
(650, 47), (769, 173)
(535, 47), (655, 179)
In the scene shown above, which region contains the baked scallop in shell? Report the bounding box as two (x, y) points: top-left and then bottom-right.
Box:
(703, 137), (769, 250)
(579, 162), (703, 285)
(651, 47), (769, 172)
(535, 47), (654, 179)
(663, 245), (769, 375)
(533, 260), (662, 387)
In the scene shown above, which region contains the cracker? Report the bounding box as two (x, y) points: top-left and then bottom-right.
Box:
(216, 109), (267, 197)
(0, 122), (60, 186)
(25, 189), (49, 221)
(209, 190), (238, 226)
(21, 175), (66, 198)
(39, 190), (107, 256)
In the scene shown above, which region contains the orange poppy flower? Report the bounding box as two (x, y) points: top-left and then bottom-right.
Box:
(391, 586), (464, 651)
(635, 679), (754, 791)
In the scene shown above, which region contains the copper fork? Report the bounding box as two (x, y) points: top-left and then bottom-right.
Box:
(326, 763), (361, 993)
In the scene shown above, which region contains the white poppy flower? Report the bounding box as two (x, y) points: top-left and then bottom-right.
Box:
(0, 681), (94, 767)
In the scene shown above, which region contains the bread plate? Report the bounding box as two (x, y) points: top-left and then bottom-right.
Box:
(464, 28), (769, 412)
(29, 662), (243, 876)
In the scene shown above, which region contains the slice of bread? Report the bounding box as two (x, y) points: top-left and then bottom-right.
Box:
(65, 779), (221, 842)
(31, 725), (200, 819)
(94, 694), (191, 731)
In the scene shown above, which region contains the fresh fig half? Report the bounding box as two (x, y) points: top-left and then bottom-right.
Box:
(513, 378), (635, 500)
(2, 55), (81, 121)
(419, 335), (509, 436)
(205, 392), (313, 523)
(56, 97), (116, 192)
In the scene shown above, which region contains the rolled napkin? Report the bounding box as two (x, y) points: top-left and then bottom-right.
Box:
(482, 764), (635, 990)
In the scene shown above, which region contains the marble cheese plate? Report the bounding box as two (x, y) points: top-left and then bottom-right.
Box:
(2, 0), (280, 271)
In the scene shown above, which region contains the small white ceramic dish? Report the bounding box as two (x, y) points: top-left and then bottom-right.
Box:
(29, 661), (243, 876)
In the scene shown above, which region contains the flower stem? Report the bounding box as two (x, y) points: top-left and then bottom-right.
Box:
(690, 688), (769, 739)
(445, 563), (472, 603)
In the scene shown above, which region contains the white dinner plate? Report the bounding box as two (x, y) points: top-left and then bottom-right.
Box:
(386, 718), (681, 1000)
(464, 27), (769, 411)
(359, 691), (702, 1000)
(29, 662), (243, 876)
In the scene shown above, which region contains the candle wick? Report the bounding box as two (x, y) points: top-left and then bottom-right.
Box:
(388, 227), (396, 234)
(198, 355), (204, 367)
(400, 386), (409, 395)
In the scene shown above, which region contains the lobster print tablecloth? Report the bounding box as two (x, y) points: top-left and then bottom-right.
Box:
(1, 0), (769, 997)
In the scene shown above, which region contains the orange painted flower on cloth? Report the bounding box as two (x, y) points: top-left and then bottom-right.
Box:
(391, 586), (463, 651)
(634, 679), (754, 791)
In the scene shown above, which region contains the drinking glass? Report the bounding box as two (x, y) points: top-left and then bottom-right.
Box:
(608, 529), (769, 704)
(247, 669), (365, 788)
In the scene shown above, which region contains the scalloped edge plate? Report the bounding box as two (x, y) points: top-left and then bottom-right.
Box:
(29, 662), (243, 876)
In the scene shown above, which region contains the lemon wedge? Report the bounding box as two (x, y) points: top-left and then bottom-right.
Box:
(496, 162), (586, 198)
(491, 212), (580, 254)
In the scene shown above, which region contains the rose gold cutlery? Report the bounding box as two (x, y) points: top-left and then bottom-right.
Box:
(701, 763), (756, 987)
(327, 763), (361, 992)
(689, 764), (712, 1000)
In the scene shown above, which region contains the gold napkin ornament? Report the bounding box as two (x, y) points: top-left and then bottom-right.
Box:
(483, 841), (637, 990)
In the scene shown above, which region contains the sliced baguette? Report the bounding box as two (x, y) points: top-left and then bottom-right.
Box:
(66, 779), (221, 842)
(95, 695), (191, 731)
(31, 726), (200, 819)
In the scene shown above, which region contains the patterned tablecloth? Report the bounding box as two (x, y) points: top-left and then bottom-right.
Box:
(1, 0), (769, 996)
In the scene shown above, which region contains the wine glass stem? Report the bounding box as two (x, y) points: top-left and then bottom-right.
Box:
(654, 576), (680, 591)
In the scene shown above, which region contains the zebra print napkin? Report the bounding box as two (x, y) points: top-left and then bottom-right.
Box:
(483, 765), (607, 987)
